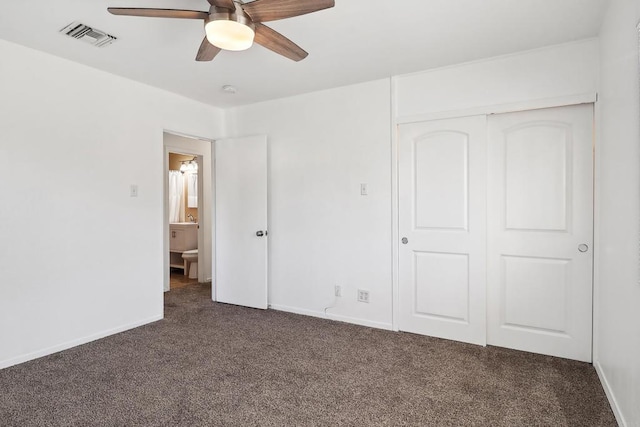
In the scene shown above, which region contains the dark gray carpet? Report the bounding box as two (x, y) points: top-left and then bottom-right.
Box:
(0, 283), (616, 426)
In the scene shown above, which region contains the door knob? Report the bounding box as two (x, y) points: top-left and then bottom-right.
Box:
(578, 244), (589, 253)
(256, 230), (267, 237)
(402, 237), (408, 244)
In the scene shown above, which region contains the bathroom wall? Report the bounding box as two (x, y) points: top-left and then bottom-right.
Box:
(168, 152), (198, 222)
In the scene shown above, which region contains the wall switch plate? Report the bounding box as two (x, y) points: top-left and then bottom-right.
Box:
(335, 285), (342, 297)
(357, 289), (370, 303)
(360, 183), (368, 196)
(130, 184), (138, 197)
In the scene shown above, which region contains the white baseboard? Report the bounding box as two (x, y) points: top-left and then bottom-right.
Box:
(326, 313), (393, 330)
(269, 304), (325, 319)
(594, 361), (627, 427)
(0, 314), (163, 370)
(268, 304), (393, 331)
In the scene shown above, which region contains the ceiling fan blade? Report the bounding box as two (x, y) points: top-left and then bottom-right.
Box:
(254, 24), (308, 62)
(108, 8), (209, 20)
(242, 0), (334, 22)
(196, 37), (222, 61)
(207, 0), (236, 9)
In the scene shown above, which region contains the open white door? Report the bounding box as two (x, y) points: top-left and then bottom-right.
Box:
(215, 136), (268, 309)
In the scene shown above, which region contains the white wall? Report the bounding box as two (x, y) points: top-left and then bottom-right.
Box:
(0, 40), (224, 369)
(595, 0), (640, 425)
(226, 79), (394, 329)
(395, 38), (599, 118)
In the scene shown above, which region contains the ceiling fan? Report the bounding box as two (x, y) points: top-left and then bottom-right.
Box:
(107, 0), (335, 62)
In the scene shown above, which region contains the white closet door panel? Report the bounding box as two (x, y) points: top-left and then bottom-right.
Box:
(414, 252), (469, 322)
(399, 115), (487, 346)
(505, 125), (570, 231)
(487, 104), (593, 362)
(501, 255), (570, 332)
(414, 132), (469, 230)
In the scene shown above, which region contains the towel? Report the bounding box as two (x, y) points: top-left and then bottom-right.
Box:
(188, 173), (198, 208)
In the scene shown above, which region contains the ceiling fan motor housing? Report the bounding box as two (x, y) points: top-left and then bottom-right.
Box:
(206, 4), (255, 33)
(205, 3), (256, 51)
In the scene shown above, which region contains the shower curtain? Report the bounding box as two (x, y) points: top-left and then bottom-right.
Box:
(169, 171), (185, 223)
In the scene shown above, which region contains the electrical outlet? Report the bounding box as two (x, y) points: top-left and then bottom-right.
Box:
(130, 184), (138, 197)
(335, 285), (342, 297)
(357, 289), (370, 303)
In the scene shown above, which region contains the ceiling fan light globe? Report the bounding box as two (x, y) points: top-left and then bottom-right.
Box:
(205, 20), (255, 51)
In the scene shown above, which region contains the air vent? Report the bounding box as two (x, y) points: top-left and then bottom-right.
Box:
(59, 21), (117, 48)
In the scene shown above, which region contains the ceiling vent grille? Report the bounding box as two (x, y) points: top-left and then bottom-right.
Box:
(60, 22), (117, 47)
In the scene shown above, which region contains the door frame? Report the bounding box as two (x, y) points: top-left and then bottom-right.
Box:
(389, 84), (597, 333)
(163, 131), (214, 294)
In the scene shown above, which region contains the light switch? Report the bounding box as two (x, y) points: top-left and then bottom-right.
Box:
(130, 184), (138, 197)
(360, 183), (368, 196)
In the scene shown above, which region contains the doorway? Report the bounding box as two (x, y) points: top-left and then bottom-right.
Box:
(162, 132), (270, 309)
(163, 132), (213, 293)
(168, 152), (201, 290)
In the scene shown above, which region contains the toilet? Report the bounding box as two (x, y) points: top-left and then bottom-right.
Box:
(182, 249), (198, 280)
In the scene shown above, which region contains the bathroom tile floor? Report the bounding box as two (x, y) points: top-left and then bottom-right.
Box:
(169, 269), (199, 290)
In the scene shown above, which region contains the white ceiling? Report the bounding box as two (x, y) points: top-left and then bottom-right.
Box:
(0, 0), (609, 108)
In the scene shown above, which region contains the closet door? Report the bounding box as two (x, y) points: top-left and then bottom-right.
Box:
(487, 104), (594, 362)
(398, 115), (487, 346)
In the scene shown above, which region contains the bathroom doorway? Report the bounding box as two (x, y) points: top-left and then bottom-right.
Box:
(168, 152), (200, 289)
(163, 132), (213, 293)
